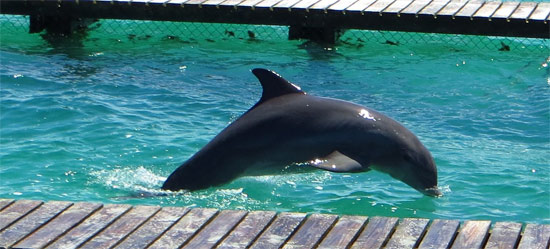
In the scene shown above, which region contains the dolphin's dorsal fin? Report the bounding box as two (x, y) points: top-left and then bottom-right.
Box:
(252, 68), (305, 105)
(310, 151), (367, 173)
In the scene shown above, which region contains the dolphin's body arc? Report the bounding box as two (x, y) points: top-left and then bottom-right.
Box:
(162, 69), (441, 196)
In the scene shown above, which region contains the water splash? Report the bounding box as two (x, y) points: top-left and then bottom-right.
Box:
(89, 166), (166, 195)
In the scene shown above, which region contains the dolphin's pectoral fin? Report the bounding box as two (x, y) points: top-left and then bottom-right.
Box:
(309, 151), (365, 172)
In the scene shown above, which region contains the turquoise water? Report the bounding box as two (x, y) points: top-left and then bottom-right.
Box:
(1, 17), (549, 224)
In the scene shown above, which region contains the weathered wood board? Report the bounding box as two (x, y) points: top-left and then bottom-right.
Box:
(0, 0), (547, 38)
(0, 199), (547, 249)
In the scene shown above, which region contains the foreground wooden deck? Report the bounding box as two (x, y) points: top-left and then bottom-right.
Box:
(0, 0), (549, 42)
(0, 199), (549, 249)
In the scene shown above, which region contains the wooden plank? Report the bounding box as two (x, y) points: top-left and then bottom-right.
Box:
(167, 0), (191, 3)
(237, 0), (262, 7)
(14, 202), (102, 249)
(418, 219), (460, 249)
(237, 0), (265, 8)
(218, 0), (245, 7)
(437, 0), (468, 17)
(45, 204), (131, 249)
(0, 200), (42, 231)
(148, 0), (170, 4)
(0, 0), (546, 38)
(113, 206), (189, 249)
(201, 0), (227, 6)
(328, 0), (359, 12)
(0, 201), (72, 248)
(249, 212), (307, 249)
(350, 216), (399, 249)
(182, 209), (247, 249)
(383, 0), (414, 15)
(148, 208), (218, 249)
(418, 0), (449, 16)
(2, 199), (550, 249)
(454, 0), (484, 19)
(317, 215), (367, 249)
(491, 1), (520, 20)
(485, 222), (523, 249)
(472, 1), (501, 19)
(450, 220), (491, 249)
(517, 224), (550, 249)
(529, 3), (550, 22)
(283, 213), (338, 249)
(399, 0), (431, 16)
(217, 211), (277, 249)
(0, 199), (14, 211)
(274, 0), (302, 9)
(184, 0), (209, 5)
(309, 0), (340, 11)
(509, 2), (537, 21)
(79, 205), (161, 249)
(345, 0), (377, 12)
(166, 0), (190, 5)
(364, 0), (396, 14)
(385, 218), (430, 249)
(293, 0), (322, 10)
(254, 0), (284, 9)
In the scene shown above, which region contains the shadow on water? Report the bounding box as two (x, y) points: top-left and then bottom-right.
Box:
(295, 41), (351, 93)
(36, 30), (102, 80)
(40, 33), (91, 56)
(297, 40), (345, 61)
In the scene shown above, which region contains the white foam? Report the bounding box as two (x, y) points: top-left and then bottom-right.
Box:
(89, 166), (166, 193)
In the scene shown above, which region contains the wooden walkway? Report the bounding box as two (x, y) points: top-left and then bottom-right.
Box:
(0, 0), (548, 42)
(0, 199), (549, 249)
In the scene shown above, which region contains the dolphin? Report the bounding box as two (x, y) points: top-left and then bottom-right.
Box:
(162, 68), (441, 196)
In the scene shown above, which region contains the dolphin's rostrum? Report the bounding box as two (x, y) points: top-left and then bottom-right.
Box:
(162, 68), (442, 197)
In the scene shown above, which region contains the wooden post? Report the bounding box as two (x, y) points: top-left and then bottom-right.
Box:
(288, 26), (345, 44)
(29, 14), (97, 35)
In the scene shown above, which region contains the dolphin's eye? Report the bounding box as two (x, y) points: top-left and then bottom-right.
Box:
(403, 153), (413, 163)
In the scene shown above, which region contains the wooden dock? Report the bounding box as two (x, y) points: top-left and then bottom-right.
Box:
(0, 0), (548, 43)
(0, 199), (549, 249)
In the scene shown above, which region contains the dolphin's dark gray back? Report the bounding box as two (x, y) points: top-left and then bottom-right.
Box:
(162, 68), (440, 196)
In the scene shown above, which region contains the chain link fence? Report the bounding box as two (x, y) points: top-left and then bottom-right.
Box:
(1, 14), (548, 52)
